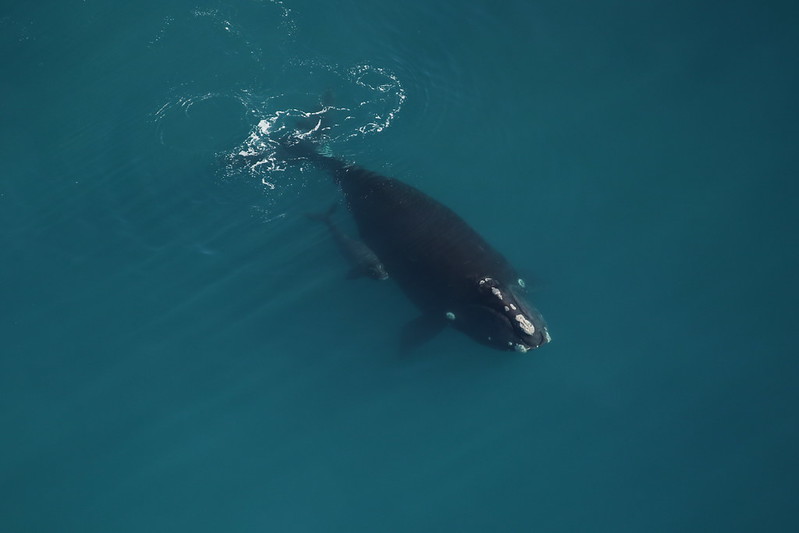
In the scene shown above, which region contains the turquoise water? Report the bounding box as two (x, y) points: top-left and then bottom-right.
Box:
(2, 1), (798, 531)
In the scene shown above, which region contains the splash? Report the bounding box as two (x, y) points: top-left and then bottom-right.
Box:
(152, 89), (255, 154)
(226, 62), (406, 181)
(148, 4), (406, 215)
(264, 0), (297, 37)
(348, 64), (407, 135)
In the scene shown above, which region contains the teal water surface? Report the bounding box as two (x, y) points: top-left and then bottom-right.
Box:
(2, 1), (798, 532)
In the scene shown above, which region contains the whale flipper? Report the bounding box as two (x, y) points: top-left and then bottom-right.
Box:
(306, 202), (389, 281)
(305, 203), (338, 224)
(400, 315), (447, 354)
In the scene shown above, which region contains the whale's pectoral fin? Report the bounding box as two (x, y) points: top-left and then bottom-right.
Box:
(400, 315), (447, 354)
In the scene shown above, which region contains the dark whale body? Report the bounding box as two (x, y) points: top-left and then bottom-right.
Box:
(285, 140), (550, 353)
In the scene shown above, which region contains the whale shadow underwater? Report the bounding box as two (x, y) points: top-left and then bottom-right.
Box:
(279, 137), (551, 354)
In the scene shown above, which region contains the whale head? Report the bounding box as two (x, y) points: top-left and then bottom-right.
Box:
(453, 276), (550, 353)
(367, 262), (389, 281)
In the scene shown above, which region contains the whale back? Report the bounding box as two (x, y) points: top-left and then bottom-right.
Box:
(332, 164), (516, 312)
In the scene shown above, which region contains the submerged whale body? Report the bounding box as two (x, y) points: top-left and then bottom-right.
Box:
(283, 139), (551, 353)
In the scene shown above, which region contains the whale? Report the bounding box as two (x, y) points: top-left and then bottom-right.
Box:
(306, 203), (389, 280)
(282, 138), (551, 353)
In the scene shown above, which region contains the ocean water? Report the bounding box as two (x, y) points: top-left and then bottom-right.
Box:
(2, 1), (798, 531)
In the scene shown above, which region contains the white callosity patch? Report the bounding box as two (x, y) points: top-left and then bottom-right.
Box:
(544, 329), (552, 343)
(518, 278), (526, 289)
(515, 314), (536, 335)
(479, 277), (504, 301)
(445, 311), (456, 321)
(514, 344), (529, 353)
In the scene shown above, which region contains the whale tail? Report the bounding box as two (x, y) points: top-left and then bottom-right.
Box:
(276, 136), (323, 161)
(305, 202), (338, 224)
(276, 136), (348, 176)
(293, 89), (335, 134)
